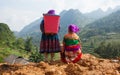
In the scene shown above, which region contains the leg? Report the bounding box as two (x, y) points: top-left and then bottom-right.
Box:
(51, 53), (55, 61)
(44, 52), (48, 62)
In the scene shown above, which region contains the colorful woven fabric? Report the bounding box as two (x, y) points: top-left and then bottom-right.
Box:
(65, 44), (80, 51)
(40, 33), (61, 53)
(61, 52), (82, 63)
(64, 38), (79, 46)
(61, 37), (82, 63)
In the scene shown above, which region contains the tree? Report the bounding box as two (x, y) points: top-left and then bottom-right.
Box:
(24, 37), (33, 52)
(0, 23), (15, 46)
(94, 41), (106, 56)
(94, 41), (120, 58)
(13, 38), (25, 49)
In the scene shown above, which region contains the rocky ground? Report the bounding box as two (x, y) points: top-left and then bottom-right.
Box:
(0, 54), (120, 75)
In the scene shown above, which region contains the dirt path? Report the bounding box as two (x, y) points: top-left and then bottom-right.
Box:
(0, 54), (120, 75)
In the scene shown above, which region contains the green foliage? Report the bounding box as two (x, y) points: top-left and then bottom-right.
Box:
(0, 23), (36, 62)
(82, 10), (120, 39)
(0, 23), (15, 46)
(12, 38), (25, 49)
(0, 48), (28, 62)
(29, 47), (44, 62)
(0, 23), (46, 63)
(94, 41), (120, 58)
(81, 33), (120, 57)
(24, 37), (34, 52)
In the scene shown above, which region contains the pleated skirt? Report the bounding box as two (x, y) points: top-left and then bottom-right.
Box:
(40, 33), (61, 53)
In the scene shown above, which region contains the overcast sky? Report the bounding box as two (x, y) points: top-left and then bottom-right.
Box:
(0, 0), (120, 32)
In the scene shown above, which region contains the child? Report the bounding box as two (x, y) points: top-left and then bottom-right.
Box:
(40, 10), (61, 62)
(61, 24), (82, 63)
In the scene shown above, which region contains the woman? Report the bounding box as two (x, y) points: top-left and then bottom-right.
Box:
(40, 10), (61, 62)
(61, 24), (82, 63)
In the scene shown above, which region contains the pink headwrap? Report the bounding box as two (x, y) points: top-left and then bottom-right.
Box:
(68, 24), (80, 33)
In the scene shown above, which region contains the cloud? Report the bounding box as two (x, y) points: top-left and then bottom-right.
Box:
(0, 0), (120, 31)
(56, 0), (120, 13)
(101, 0), (120, 11)
(0, 8), (40, 31)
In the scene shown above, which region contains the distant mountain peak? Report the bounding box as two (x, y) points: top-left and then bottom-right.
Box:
(92, 8), (104, 13)
(68, 9), (82, 14)
(107, 7), (113, 11)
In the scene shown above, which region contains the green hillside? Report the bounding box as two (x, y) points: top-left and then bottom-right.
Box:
(81, 10), (120, 38)
(80, 10), (120, 58)
(0, 23), (15, 46)
(0, 23), (40, 62)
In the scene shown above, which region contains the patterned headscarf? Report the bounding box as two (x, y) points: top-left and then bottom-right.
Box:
(47, 9), (55, 15)
(68, 24), (80, 33)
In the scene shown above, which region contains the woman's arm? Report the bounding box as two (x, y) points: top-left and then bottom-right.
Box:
(40, 20), (44, 33)
(58, 25), (60, 32)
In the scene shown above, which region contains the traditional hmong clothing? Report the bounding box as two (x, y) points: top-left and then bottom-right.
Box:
(61, 24), (82, 63)
(64, 38), (81, 51)
(40, 20), (61, 53)
(61, 38), (82, 63)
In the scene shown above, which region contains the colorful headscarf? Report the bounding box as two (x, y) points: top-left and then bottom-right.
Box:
(68, 24), (80, 33)
(47, 9), (55, 15)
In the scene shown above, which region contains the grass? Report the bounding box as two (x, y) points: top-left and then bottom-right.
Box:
(0, 47), (29, 63)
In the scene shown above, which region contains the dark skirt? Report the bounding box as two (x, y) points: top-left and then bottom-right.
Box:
(40, 33), (61, 53)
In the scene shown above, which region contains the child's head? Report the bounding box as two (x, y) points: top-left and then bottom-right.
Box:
(68, 24), (80, 33)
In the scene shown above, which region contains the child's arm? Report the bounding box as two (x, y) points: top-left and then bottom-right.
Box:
(61, 37), (65, 53)
(61, 36), (68, 53)
(61, 43), (64, 53)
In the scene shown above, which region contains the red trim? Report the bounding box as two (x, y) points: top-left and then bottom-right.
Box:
(72, 53), (82, 63)
(61, 53), (82, 63)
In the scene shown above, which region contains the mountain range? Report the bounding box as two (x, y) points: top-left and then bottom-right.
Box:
(16, 6), (120, 46)
(81, 10), (120, 38)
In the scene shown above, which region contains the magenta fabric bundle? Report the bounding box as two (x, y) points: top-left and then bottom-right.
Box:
(68, 24), (80, 33)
